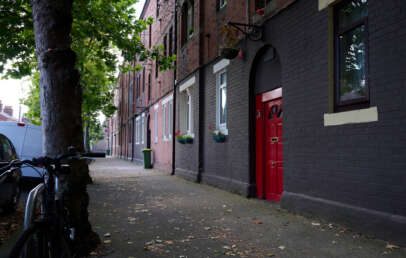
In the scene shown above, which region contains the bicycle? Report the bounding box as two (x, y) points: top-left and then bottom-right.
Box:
(1, 149), (84, 258)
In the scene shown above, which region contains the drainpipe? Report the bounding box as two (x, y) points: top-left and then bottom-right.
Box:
(196, 0), (205, 183)
(171, 0), (178, 175)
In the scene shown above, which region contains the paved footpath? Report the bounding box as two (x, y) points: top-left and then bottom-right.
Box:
(87, 158), (406, 258)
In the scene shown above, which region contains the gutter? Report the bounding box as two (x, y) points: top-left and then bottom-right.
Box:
(171, 0), (178, 175)
(196, 0), (205, 183)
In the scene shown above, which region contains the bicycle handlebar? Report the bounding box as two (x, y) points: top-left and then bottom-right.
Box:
(0, 151), (90, 174)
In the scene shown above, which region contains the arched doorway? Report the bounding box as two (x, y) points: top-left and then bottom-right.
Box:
(251, 45), (283, 202)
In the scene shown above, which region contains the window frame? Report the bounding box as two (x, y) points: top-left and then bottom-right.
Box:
(162, 103), (167, 140)
(334, 0), (369, 111)
(168, 101), (172, 139)
(135, 116), (140, 144)
(216, 69), (228, 134)
(141, 113), (145, 144)
(154, 105), (159, 143)
(219, 0), (227, 9)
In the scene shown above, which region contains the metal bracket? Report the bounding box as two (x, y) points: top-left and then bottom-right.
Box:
(227, 22), (263, 41)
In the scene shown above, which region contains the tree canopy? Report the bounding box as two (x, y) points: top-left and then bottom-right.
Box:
(0, 0), (175, 142)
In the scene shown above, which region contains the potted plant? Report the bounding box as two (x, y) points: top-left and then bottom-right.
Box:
(184, 135), (194, 144)
(175, 130), (194, 144)
(220, 25), (239, 59)
(175, 130), (186, 144)
(209, 126), (226, 143)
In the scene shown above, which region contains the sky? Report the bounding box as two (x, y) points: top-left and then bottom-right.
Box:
(0, 0), (146, 120)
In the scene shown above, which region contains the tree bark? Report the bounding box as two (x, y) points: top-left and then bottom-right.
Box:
(31, 0), (100, 255)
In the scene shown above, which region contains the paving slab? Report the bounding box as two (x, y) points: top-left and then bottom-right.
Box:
(87, 158), (406, 258)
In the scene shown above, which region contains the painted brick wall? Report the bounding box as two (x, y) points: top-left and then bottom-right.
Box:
(202, 57), (251, 196)
(175, 72), (200, 179)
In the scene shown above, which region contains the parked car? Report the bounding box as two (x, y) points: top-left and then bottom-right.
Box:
(0, 133), (22, 213)
(0, 121), (43, 181)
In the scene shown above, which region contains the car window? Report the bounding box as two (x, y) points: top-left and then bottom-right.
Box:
(1, 136), (14, 161)
(6, 138), (17, 159)
(0, 136), (4, 161)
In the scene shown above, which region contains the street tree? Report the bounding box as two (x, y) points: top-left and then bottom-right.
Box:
(1, 0), (175, 255)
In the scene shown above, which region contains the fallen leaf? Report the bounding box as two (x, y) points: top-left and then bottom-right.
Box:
(226, 209), (232, 213)
(253, 221), (263, 225)
(386, 243), (400, 249)
(103, 240), (112, 244)
(311, 222), (321, 226)
(278, 245), (285, 250)
(267, 254), (275, 257)
(104, 233), (111, 237)
(144, 246), (150, 251)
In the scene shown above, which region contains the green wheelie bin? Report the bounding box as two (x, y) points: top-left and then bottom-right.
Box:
(142, 149), (152, 169)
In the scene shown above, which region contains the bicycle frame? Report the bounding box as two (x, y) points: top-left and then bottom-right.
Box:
(24, 183), (45, 230)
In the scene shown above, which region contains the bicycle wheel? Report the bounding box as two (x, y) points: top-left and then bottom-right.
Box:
(9, 224), (71, 258)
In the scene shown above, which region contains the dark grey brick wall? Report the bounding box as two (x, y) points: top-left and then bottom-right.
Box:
(201, 57), (251, 196)
(175, 72), (200, 179)
(194, 0), (406, 245)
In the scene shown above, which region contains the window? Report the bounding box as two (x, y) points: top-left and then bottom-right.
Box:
(141, 113), (145, 144)
(135, 116), (140, 144)
(163, 34), (167, 56)
(334, 0), (368, 110)
(155, 60), (159, 78)
(181, 0), (194, 45)
(149, 24), (152, 48)
(219, 0), (227, 9)
(180, 88), (193, 135)
(148, 74), (151, 101)
(168, 101), (172, 138)
(142, 68), (145, 93)
(162, 104), (167, 139)
(217, 70), (228, 133)
(255, 0), (274, 9)
(169, 27), (173, 56)
(154, 105), (159, 143)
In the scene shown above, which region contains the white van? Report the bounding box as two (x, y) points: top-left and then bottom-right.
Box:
(0, 121), (43, 180)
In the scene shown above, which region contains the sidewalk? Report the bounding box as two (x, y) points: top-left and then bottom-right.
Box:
(87, 158), (406, 258)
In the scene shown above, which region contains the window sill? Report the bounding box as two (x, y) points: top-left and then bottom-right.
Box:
(324, 106), (378, 126)
(217, 127), (228, 136)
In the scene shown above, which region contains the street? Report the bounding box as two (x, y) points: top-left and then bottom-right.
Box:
(86, 158), (406, 258)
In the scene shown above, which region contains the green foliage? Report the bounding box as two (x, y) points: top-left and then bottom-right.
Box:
(22, 72), (41, 125)
(1, 0), (176, 143)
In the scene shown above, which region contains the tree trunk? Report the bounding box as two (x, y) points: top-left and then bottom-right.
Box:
(31, 0), (100, 255)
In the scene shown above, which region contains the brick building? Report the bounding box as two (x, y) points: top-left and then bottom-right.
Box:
(0, 100), (17, 122)
(108, 0), (176, 173)
(108, 0), (406, 245)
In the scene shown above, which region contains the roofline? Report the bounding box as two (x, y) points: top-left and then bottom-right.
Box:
(139, 0), (151, 19)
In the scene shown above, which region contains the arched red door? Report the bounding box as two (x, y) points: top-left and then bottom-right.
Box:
(256, 88), (283, 202)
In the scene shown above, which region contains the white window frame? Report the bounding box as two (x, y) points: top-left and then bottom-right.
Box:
(219, 0), (227, 9)
(179, 77), (194, 137)
(216, 69), (228, 135)
(154, 104), (159, 143)
(162, 103), (167, 140)
(135, 116), (140, 144)
(141, 113), (145, 144)
(168, 101), (172, 139)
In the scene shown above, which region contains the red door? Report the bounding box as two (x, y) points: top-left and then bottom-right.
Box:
(255, 88), (283, 202)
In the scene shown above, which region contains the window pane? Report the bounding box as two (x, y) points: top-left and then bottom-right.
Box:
(339, 25), (366, 102)
(338, 0), (367, 30)
(220, 87), (227, 124)
(186, 95), (190, 131)
(220, 72), (226, 85)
